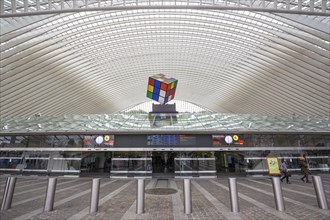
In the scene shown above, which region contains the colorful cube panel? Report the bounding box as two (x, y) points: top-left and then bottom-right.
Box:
(146, 74), (178, 104)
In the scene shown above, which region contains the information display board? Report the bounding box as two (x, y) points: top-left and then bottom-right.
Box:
(114, 134), (211, 148)
(147, 135), (196, 146)
(83, 135), (114, 147)
(212, 134), (244, 146)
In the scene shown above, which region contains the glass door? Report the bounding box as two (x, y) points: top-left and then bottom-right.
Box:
(151, 151), (175, 178)
(175, 151), (216, 178)
(80, 152), (108, 177)
(111, 152), (151, 178)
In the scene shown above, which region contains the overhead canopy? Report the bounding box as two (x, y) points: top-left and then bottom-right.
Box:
(0, 1), (329, 119)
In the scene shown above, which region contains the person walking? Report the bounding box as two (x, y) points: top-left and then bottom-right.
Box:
(300, 154), (311, 183)
(106, 156), (112, 173)
(280, 160), (291, 184)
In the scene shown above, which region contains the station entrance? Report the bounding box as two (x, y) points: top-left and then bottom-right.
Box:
(1, 149), (329, 178)
(109, 151), (216, 178)
(78, 151), (249, 178)
(0, 133), (329, 178)
(77, 151), (216, 178)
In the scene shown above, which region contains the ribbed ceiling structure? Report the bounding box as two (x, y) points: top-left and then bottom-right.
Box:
(0, 1), (329, 119)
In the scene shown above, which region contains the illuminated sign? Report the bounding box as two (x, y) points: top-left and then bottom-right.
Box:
(95, 136), (103, 144)
(83, 135), (115, 147)
(147, 135), (196, 146)
(212, 134), (244, 146)
(212, 135), (224, 146)
(225, 135), (233, 144)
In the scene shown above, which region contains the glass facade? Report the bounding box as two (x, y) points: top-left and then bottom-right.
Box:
(0, 132), (329, 177)
(1, 113), (329, 132)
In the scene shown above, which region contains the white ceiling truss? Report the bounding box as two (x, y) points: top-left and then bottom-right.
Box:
(1, 0), (329, 17)
(0, 0), (329, 120)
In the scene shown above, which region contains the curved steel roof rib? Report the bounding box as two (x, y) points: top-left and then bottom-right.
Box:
(0, 1), (329, 119)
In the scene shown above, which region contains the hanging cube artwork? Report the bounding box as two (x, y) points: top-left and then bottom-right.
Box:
(146, 74), (178, 104)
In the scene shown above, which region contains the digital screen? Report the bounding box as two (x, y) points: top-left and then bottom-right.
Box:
(83, 135), (114, 147)
(212, 135), (226, 146)
(179, 135), (197, 145)
(147, 135), (179, 145)
(147, 135), (196, 146)
(212, 134), (244, 146)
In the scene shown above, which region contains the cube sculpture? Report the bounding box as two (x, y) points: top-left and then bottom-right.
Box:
(146, 74), (178, 104)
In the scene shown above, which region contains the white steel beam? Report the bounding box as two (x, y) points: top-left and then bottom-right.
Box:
(1, 0), (329, 17)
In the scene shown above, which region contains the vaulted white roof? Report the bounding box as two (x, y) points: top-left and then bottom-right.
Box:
(1, 1), (329, 119)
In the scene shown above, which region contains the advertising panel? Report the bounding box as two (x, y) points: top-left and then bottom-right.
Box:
(83, 135), (114, 148)
(266, 157), (281, 175)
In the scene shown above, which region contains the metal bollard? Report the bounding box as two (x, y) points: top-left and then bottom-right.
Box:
(228, 178), (240, 212)
(44, 178), (57, 212)
(0, 177), (17, 210)
(312, 176), (329, 209)
(90, 178), (101, 213)
(271, 177), (285, 211)
(136, 179), (145, 214)
(183, 179), (192, 214)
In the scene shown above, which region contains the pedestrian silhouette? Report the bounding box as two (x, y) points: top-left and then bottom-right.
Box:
(280, 160), (291, 184)
(300, 154), (311, 183)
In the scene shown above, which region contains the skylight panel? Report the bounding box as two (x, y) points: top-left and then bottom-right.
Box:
(68, 14), (75, 19)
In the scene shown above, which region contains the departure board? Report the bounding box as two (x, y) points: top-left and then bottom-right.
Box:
(147, 135), (196, 146)
(147, 135), (179, 145)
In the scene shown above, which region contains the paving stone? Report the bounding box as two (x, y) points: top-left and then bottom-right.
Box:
(0, 174), (329, 220)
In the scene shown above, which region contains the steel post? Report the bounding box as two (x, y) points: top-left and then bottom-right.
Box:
(0, 177), (17, 210)
(136, 178), (145, 214)
(271, 177), (285, 211)
(312, 176), (329, 209)
(228, 178), (240, 212)
(184, 179), (192, 214)
(44, 178), (57, 212)
(90, 178), (101, 213)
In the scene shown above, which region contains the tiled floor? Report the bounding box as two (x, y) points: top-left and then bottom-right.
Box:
(0, 174), (329, 220)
